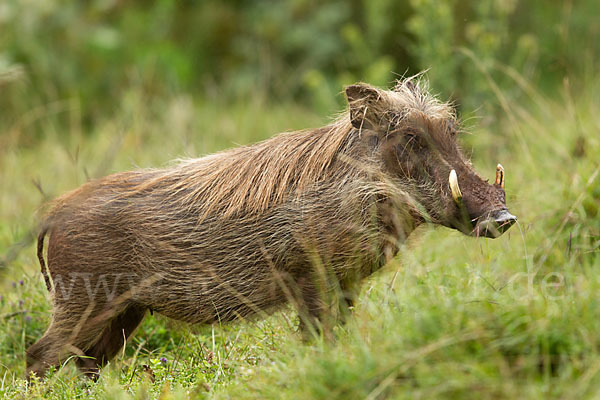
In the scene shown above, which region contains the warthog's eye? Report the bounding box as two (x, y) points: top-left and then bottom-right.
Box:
(396, 134), (422, 158)
(406, 132), (424, 148)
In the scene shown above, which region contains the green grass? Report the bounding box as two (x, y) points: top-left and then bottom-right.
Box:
(0, 75), (599, 399)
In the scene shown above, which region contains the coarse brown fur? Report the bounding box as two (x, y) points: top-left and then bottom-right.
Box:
(27, 76), (512, 380)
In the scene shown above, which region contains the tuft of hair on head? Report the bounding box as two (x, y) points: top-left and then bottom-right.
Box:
(391, 74), (456, 122)
(344, 73), (457, 135)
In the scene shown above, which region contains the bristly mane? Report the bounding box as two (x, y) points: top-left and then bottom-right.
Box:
(166, 116), (356, 219)
(65, 76), (454, 221)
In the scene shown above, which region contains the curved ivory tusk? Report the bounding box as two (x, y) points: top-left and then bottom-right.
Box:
(495, 163), (505, 189)
(449, 169), (463, 204)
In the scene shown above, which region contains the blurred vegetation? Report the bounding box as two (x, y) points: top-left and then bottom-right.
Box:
(1, 0), (598, 133)
(1, 0), (600, 399)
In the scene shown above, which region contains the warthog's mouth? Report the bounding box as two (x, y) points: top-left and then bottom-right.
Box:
(471, 209), (517, 238)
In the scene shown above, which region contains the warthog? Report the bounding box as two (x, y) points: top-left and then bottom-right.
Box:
(27, 77), (516, 379)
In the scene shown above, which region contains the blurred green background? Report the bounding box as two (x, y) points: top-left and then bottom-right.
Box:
(1, 0), (597, 129)
(1, 0), (600, 399)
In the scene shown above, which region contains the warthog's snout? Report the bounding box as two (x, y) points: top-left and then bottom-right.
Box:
(449, 165), (517, 238)
(472, 208), (517, 238)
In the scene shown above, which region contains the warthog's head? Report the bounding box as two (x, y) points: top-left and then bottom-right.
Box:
(346, 79), (516, 238)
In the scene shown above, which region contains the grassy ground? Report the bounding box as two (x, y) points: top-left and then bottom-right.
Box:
(0, 76), (599, 399)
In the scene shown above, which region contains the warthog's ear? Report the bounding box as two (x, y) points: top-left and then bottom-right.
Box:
(345, 83), (382, 130)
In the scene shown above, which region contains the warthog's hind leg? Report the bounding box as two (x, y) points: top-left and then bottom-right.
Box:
(26, 303), (146, 381)
(74, 305), (147, 380)
(26, 322), (67, 381)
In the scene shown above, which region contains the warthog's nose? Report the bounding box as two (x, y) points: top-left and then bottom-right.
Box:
(493, 209), (517, 230)
(473, 209), (517, 238)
